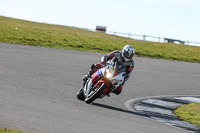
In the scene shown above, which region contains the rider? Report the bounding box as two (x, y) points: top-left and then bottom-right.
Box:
(83, 45), (135, 95)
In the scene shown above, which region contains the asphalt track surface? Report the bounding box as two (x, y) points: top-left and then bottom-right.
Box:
(0, 43), (199, 133)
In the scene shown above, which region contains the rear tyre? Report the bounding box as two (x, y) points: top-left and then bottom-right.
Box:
(77, 88), (85, 101)
(85, 83), (107, 104)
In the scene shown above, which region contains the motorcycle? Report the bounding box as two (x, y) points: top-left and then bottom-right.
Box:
(76, 57), (126, 104)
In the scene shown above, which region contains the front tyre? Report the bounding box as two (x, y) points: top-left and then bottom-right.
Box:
(85, 83), (108, 104)
(77, 88), (85, 101)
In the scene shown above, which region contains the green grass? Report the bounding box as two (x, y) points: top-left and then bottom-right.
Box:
(174, 103), (200, 127)
(0, 16), (200, 63)
(0, 128), (23, 133)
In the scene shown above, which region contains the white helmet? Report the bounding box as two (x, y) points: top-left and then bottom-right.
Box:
(122, 45), (135, 61)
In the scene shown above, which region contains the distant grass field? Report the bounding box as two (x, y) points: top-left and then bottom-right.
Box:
(0, 16), (200, 63)
(174, 103), (200, 127)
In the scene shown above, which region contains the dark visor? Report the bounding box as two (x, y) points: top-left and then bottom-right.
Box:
(124, 51), (133, 59)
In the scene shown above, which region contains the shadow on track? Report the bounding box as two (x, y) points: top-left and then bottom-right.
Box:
(92, 102), (148, 118)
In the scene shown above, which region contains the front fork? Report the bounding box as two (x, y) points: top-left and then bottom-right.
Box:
(83, 72), (100, 97)
(83, 70), (112, 97)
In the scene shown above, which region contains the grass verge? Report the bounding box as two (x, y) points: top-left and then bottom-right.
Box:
(0, 16), (200, 63)
(0, 128), (23, 133)
(174, 103), (200, 127)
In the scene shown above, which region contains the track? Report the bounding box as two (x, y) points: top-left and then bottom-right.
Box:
(0, 43), (199, 133)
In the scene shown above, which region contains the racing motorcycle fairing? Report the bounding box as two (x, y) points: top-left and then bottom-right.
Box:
(78, 57), (127, 103)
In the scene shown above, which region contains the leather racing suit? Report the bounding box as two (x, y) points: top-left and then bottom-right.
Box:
(87, 50), (134, 95)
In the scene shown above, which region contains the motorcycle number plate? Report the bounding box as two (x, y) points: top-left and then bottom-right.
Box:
(111, 67), (115, 71)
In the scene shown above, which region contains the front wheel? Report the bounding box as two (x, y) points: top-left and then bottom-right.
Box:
(77, 88), (85, 101)
(85, 83), (108, 104)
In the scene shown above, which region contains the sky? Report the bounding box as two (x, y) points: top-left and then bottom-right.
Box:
(0, 0), (200, 45)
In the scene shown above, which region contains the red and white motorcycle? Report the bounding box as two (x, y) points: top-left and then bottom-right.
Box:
(77, 57), (126, 104)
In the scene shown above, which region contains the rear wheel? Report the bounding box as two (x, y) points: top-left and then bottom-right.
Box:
(77, 88), (85, 101)
(85, 83), (108, 104)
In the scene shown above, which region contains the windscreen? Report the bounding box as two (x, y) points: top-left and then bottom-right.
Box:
(115, 61), (126, 73)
